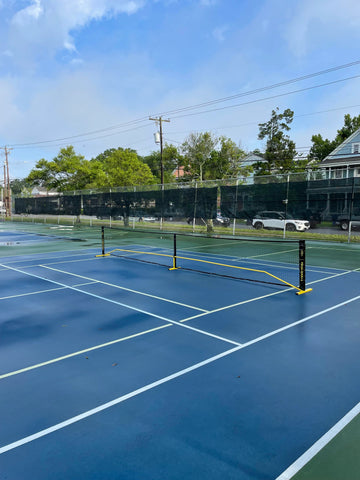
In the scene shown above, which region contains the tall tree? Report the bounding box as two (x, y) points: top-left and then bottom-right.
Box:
(255, 108), (297, 175)
(143, 144), (180, 184)
(94, 147), (155, 187)
(26, 146), (95, 191)
(26, 146), (156, 191)
(181, 132), (219, 182)
(10, 178), (32, 196)
(309, 114), (360, 162)
(206, 137), (249, 179)
(308, 134), (336, 163)
(335, 113), (360, 144)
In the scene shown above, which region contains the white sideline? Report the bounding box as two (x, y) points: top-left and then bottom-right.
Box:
(0, 263), (240, 347)
(1, 292), (360, 455)
(275, 402), (360, 480)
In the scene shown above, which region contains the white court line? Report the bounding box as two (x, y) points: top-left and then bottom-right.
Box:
(181, 267), (360, 323)
(0, 263), (239, 347)
(0, 281), (97, 301)
(0, 324), (172, 380)
(9, 256), (101, 270)
(1, 291), (360, 456)
(275, 401), (360, 480)
(0, 346), (241, 455)
(40, 264), (208, 313)
(0, 249), (99, 266)
(1, 259), (357, 378)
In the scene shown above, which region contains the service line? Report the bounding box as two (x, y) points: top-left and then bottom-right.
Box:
(1, 292), (360, 456)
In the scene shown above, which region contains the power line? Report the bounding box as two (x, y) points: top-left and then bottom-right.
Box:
(151, 60), (360, 117)
(6, 59), (360, 149)
(12, 123), (152, 150)
(8, 117), (150, 148)
(170, 75), (360, 120)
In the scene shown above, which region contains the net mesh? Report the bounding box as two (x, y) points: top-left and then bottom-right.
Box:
(101, 227), (304, 291)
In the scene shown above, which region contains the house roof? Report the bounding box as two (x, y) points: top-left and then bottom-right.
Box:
(320, 127), (360, 167)
(320, 156), (360, 166)
(242, 153), (266, 164)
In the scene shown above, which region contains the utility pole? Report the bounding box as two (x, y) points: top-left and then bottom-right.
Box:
(149, 116), (170, 187)
(1, 146), (12, 217)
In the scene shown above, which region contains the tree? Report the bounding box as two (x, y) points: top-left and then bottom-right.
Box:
(308, 134), (336, 163)
(181, 132), (251, 182)
(93, 147), (155, 187)
(181, 132), (218, 182)
(309, 114), (360, 162)
(26, 146), (156, 191)
(207, 137), (249, 179)
(255, 108), (297, 175)
(143, 144), (180, 184)
(10, 178), (32, 196)
(334, 113), (360, 144)
(25, 146), (94, 191)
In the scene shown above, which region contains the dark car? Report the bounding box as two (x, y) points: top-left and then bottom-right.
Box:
(214, 214), (231, 227)
(187, 215), (231, 227)
(336, 209), (360, 230)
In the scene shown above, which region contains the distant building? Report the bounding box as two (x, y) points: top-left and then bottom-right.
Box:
(31, 186), (58, 197)
(173, 166), (186, 179)
(240, 153), (266, 184)
(319, 127), (360, 179)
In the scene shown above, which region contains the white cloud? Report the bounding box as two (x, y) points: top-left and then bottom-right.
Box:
(285, 0), (360, 57)
(6, 0), (146, 64)
(12, 0), (44, 24)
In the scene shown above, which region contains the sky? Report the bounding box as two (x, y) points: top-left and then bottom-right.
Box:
(0, 0), (360, 179)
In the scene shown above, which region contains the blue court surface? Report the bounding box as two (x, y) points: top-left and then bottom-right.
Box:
(0, 227), (359, 479)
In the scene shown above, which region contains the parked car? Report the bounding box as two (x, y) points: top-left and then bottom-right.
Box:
(187, 215), (230, 227)
(214, 214), (231, 227)
(336, 210), (360, 230)
(252, 211), (310, 232)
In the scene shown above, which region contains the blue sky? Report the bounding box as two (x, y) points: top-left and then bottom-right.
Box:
(0, 0), (360, 179)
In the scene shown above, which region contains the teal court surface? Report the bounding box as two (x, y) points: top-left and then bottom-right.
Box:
(0, 222), (359, 480)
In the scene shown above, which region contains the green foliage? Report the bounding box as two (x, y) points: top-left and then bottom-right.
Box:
(26, 146), (155, 192)
(94, 148), (155, 187)
(255, 108), (297, 175)
(309, 114), (360, 162)
(26, 146), (92, 191)
(181, 132), (217, 181)
(181, 132), (249, 181)
(335, 113), (360, 144)
(308, 134), (336, 162)
(142, 144), (181, 183)
(20, 111), (360, 191)
(10, 178), (32, 195)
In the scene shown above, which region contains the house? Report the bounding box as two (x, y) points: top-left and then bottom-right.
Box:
(239, 153), (266, 184)
(319, 127), (360, 179)
(31, 186), (58, 197)
(305, 128), (360, 221)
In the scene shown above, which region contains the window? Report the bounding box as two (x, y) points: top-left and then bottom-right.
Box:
(353, 143), (360, 154)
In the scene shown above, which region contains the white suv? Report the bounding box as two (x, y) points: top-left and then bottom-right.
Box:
(252, 211), (310, 232)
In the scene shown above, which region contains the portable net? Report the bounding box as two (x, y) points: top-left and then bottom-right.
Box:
(99, 227), (311, 294)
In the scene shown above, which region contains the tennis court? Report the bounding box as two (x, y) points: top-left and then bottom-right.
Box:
(0, 222), (359, 479)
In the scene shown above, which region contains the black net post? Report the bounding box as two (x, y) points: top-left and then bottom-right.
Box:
(101, 226), (105, 255)
(299, 239), (306, 292)
(173, 234), (177, 269)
